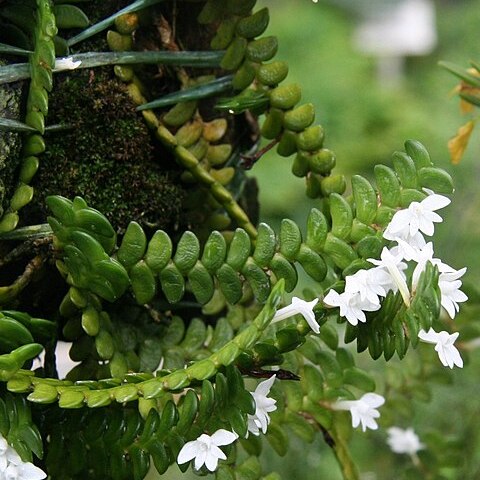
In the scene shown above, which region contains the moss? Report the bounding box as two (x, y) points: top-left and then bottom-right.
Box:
(26, 69), (184, 232)
(0, 77), (24, 216)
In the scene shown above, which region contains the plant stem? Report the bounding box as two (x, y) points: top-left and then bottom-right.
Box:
(328, 424), (360, 480)
(0, 224), (52, 241)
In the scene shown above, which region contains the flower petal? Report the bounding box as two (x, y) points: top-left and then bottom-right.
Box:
(177, 440), (201, 464)
(211, 429), (238, 447)
(18, 462), (47, 480)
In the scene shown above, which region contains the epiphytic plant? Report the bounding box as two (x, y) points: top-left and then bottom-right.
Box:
(0, 1), (473, 479)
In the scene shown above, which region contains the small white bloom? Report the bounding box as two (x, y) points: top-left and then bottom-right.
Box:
(272, 297), (320, 334)
(368, 247), (410, 306)
(345, 268), (389, 305)
(0, 435), (46, 479)
(384, 191), (450, 240)
(332, 393), (385, 432)
(0, 437), (8, 472)
(387, 427), (425, 455)
(54, 56), (82, 72)
(323, 290), (380, 326)
(438, 267), (468, 319)
(247, 375), (277, 436)
(418, 328), (463, 368)
(177, 429), (238, 472)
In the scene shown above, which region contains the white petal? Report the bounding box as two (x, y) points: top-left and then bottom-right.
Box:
(421, 193), (451, 211)
(210, 429), (238, 447)
(247, 416), (260, 436)
(193, 449), (207, 471)
(177, 441), (201, 464)
(449, 345), (464, 368)
(204, 452), (219, 472)
(254, 375), (276, 397)
(418, 328), (439, 344)
(350, 409), (361, 429)
(18, 462), (47, 480)
(361, 393), (385, 408)
(435, 343), (451, 367)
(323, 290), (341, 307)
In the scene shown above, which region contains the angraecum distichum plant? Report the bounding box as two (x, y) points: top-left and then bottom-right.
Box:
(0, 1), (475, 479)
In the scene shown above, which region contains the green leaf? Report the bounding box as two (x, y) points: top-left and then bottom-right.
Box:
(54, 5), (89, 29)
(343, 367), (376, 392)
(266, 423), (288, 456)
(439, 61), (480, 88)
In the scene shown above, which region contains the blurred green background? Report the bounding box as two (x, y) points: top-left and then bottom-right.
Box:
(252, 0), (480, 284)
(150, 1), (480, 478)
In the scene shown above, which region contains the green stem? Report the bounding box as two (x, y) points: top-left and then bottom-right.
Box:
(329, 424), (360, 480)
(0, 224), (52, 241)
(137, 75), (234, 110)
(0, 51), (225, 85)
(5, 281), (285, 405)
(67, 0), (167, 46)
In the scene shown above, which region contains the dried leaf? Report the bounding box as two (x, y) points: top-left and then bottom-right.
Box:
(448, 120), (475, 164)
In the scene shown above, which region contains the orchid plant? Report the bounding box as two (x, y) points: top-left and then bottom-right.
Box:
(0, 1), (476, 479)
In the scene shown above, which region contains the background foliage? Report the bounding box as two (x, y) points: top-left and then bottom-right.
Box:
(241, 0), (480, 478)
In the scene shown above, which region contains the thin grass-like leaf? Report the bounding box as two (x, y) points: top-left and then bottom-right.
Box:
(67, 0), (166, 46)
(137, 75), (234, 111)
(45, 124), (75, 132)
(0, 64), (30, 84)
(0, 118), (36, 132)
(460, 92), (480, 108)
(0, 43), (31, 56)
(439, 61), (480, 88)
(0, 51), (224, 85)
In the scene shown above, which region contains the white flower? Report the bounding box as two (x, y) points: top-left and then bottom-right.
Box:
(177, 429), (238, 472)
(418, 328), (463, 368)
(247, 375), (277, 436)
(438, 267), (468, 319)
(323, 290), (380, 326)
(332, 393), (385, 432)
(272, 297), (320, 334)
(384, 190), (450, 240)
(345, 268), (389, 305)
(54, 56), (82, 71)
(394, 241), (468, 318)
(404, 241), (435, 289)
(368, 247), (410, 306)
(0, 435), (46, 479)
(387, 427), (425, 455)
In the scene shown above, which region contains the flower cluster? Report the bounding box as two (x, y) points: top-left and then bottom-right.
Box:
(0, 435), (46, 480)
(176, 189), (466, 472)
(323, 189), (466, 368)
(177, 376), (277, 472)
